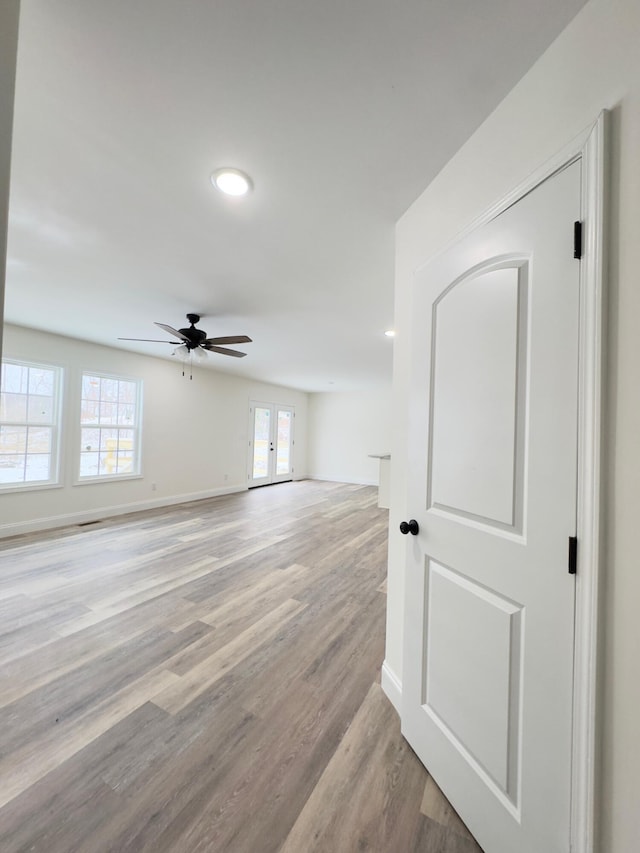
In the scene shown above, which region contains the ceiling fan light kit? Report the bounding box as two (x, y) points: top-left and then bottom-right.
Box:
(172, 344), (190, 361)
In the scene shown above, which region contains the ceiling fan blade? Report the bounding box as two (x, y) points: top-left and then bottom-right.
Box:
(118, 337), (175, 343)
(203, 344), (247, 358)
(154, 322), (190, 342)
(204, 335), (252, 345)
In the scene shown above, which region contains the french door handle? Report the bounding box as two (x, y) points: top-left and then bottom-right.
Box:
(399, 519), (419, 536)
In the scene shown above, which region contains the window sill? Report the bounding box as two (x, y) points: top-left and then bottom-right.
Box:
(0, 481), (64, 495)
(73, 473), (143, 486)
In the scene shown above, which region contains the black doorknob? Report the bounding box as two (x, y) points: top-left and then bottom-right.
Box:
(399, 519), (419, 536)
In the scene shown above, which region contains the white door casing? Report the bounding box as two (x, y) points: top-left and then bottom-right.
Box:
(400, 115), (605, 853)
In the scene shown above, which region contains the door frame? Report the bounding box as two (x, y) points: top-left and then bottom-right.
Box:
(402, 113), (606, 853)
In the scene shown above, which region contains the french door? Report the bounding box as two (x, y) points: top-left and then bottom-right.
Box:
(248, 401), (295, 487)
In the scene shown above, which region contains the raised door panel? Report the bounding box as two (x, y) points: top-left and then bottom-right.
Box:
(429, 262), (527, 532)
(424, 560), (523, 812)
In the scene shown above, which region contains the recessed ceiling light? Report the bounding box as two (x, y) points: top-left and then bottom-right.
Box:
(384, 329), (395, 337)
(210, 168), (252, 196)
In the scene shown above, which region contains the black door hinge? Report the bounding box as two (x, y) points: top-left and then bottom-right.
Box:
(568, 536), (578, 575)
(573, 221), (583, 259)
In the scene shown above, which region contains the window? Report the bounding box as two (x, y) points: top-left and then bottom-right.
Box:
(79, 373), (142, 479)
(0, 360), (62, 488)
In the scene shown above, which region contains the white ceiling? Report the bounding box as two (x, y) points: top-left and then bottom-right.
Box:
(5, 0), (586, 392)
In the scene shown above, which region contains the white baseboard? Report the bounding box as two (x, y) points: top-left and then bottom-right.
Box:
(381, 660), (402, 713)
(307, 475), (378, 487)
(0, 484), (248, 539)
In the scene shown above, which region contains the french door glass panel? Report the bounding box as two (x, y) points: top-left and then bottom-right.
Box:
(252, 406), (271, 480)
(276, 409), (292, 475)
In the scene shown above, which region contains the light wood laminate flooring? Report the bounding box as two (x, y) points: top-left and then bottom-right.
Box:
(0, 481), (482, 852)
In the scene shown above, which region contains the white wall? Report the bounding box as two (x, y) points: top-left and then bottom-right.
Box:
(387, 1), (640, 850)
(307, 386), (392, 485)
(0, 323), (308, 535)
(0, 2), (20, 362)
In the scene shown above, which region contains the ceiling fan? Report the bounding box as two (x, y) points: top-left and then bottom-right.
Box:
(118, 313), (252, 359)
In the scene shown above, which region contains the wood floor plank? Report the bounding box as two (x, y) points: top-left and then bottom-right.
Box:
(80, 556), (221, 611)
(280, 681), (427, 852)
(0, 481), (482, 853)
(54, 583), (205, 637)
(153, 597), (307, 714)
(198, 562), (309, 627)
(0, 666), (181, 809)
(164, 565), (310, 675)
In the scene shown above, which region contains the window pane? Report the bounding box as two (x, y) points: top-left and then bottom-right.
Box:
(0, 393), (28, 422)
(116, 451), (133, 473)
(102, 378), (119, 403)
(0, 455), (25, 483)
(25, 454), (51, 481)
(1, 363), (28, 394)
(27, 427), (51, 453)
(97, 452), (109, 476)
(102, 431), (119, 474)
(28, 395), (54, 424)
(118, 429), (134, 447)
(80, 399), (100, 424)
(100, 428), (118, 451)
(81, 427), (100, 452)
(80, 451), (100, 477)
(117, 404), (135, 425)
(99, 401), (117, 424)
(28, 368), (54, 396)
(82, 375), (101, 401)
(0, 425), (27, 453)
(119, 381), (136, 404)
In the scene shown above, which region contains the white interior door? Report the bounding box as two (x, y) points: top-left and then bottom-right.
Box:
(402, 162), (581, 853)
(248, 401), (294, 487)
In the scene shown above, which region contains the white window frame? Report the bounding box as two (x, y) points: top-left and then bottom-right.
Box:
(77, 371), (143, 483)
(0, 358), (64, 492)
